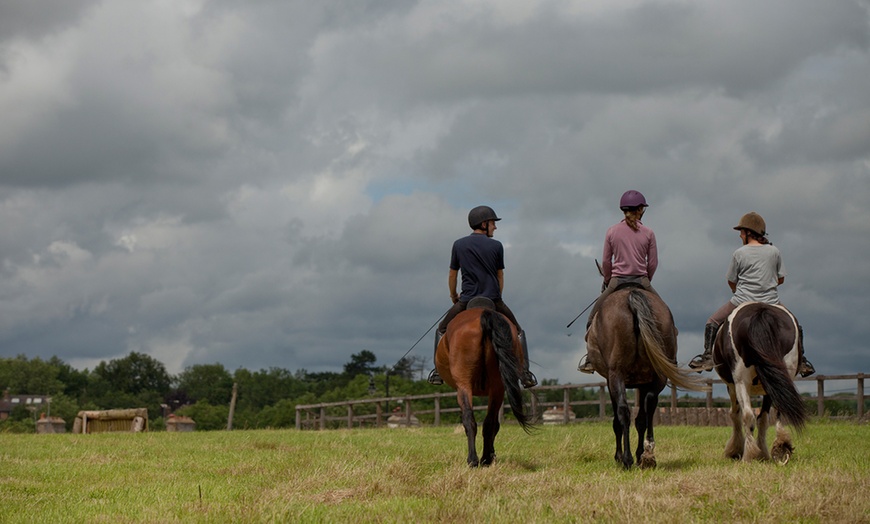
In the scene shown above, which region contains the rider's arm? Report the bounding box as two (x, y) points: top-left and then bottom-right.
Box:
(448, 269), (459, 303)
(777, 276), (785, 286)
(497, 269), (504, 293)
(728, 280), (737, 293)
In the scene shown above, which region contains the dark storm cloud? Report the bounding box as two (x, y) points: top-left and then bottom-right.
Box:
(0, 1), (868, 382)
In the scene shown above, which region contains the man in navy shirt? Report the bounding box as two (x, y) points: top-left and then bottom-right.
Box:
(427, 206), (537, 388)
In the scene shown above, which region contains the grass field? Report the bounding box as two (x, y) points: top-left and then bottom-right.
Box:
(2, 420), (868, 523)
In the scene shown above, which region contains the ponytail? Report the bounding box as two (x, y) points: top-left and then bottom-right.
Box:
(622, 207), (643, 232)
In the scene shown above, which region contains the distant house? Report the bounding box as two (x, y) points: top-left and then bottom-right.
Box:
(0, 390), (52, 420)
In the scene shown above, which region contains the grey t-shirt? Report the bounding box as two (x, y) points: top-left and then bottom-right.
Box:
(727, 244), (787, 306)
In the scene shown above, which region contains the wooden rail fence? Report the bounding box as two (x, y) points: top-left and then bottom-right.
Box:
(295, 373), (867, 430)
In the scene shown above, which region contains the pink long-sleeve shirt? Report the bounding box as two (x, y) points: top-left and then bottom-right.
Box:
(601, 220), (658, 282)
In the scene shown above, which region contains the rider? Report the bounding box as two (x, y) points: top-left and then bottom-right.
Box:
(427, 205), (538, 389)
(578, 190), (660, 374)
(688, 212), (815, 376)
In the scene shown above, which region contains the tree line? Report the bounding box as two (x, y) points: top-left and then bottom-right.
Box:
(0, 350), (425, 432)
(0, 351), (598, 432)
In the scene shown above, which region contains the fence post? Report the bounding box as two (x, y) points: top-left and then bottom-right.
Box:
(671, 383), (677, 411)
(376, 401), (383, 428)
(599, 385), (606, 419)
(405, 400), (412, 427)
(434, 397), (441, 426)
(295, 407), (301, 430)
(858, 373), (865, 419)
(319, 407), (326, 430)
(347, 404), (353, 429)
(563, 388), (571, 424)
(530, 393), (538, 423)
(817, 377), (825, 417)
(706, 379), (713, 409)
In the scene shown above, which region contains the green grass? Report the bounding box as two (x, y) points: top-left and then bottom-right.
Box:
(2, 421), (868, 523)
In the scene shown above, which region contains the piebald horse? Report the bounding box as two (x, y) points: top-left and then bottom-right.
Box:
(435, 299), (534, 467)
(713, 302), (808, 463)
(586, 285), (707, 469)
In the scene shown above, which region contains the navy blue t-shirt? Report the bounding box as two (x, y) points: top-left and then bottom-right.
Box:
(450, 233), (505, 301)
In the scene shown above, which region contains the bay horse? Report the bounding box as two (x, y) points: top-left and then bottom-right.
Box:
(586, 285), (707, 469)
(434, 298), (534, 467)
(713, 302), (808, 463)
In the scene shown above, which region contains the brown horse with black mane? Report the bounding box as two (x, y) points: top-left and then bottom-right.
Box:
(586, 284), (707, 469)
(713, 302), (808, 464)
(435, 298), (534, 467)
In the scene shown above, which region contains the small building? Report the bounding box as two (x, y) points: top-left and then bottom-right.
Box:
(165, 414), (196, 432)
(36, 413), (66, 434)
(0, 390), (51, 421)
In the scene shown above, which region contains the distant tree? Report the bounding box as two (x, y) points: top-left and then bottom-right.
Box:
(176, 400), (229, 431)
(343, 350), (377, 378)
(48, 356), (89, 399)
(176, 364), (234, 405)
(0, 355), (65, 395)
(91, 352), (172, 396)
(233, 367), (306, 411)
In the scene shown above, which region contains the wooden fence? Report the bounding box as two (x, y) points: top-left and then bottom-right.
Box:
(295, 373), (867, 430)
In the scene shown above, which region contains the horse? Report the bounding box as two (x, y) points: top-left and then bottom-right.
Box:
(434, 298), (534, 467)
(585, 285), (707, 469)
(713, 302), (808, 464)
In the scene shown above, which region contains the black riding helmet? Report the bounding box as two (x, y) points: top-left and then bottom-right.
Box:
(468, 205), (501, 229)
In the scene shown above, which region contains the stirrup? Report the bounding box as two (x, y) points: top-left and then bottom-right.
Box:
(521, 371), (538, 389)
(688, 354), (714, 373)
(799, 359), (815, 378)
(577, 355), (595, 374)
(427, 369), (443, 386)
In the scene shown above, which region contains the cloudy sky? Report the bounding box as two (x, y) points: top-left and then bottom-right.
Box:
(1, 0), (868, 386)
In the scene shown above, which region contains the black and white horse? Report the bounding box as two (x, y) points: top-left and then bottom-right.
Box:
(713, 302), (808, 463)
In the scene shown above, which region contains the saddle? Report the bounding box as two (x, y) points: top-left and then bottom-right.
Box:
(614, 281), (645, 292)
(466, 296), (496, 310)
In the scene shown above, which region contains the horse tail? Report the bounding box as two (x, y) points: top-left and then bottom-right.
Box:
(480, 309), (534, 433)
(628, 290), (707, 392)
(745, 308), (808, 431)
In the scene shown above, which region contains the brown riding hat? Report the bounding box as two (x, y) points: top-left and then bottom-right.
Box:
(734, 212), (766, 237)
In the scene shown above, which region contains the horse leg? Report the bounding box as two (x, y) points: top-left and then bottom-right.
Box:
(735, 381), (763, 462)
(480, 395), (502, 467)
(770, 414), (795, 465)
(637, 387), (658, 469)
(609, 375), (633, 469)
(756, 395), (772, 461)
(457, 389), (479, 467)
(724, 384), (744, 460)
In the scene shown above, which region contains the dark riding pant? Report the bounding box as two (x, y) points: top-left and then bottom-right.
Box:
(438, 299), (522, 335)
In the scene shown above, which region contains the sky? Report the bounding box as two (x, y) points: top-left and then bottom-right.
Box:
(1, 0), (868, 387)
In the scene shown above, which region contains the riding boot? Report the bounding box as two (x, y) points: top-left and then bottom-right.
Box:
(797, 324), (816, 377)
(427, 331), (445, 386)
(689, 323), (717, 372)
(518, 331), (537, 388)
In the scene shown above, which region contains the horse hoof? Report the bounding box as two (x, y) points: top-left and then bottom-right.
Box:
(771, 442), (794, 465)
(639, 453), (656, 469)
